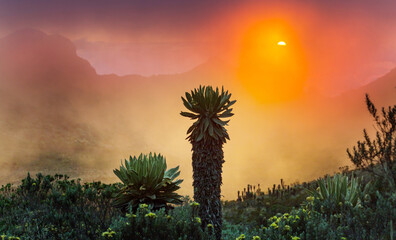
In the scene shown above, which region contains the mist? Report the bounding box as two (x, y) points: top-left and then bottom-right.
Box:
(1, 30), (394, 200)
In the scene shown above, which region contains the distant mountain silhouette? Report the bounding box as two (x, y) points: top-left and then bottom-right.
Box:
(326, 67), (396, 121)
(0, 29), (96, 82)
(1, 28), (394, 106)
(336, 67), (396, 105)
(0, 29), (233, 116)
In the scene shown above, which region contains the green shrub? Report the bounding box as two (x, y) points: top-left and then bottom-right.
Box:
(106, 199), (216, 240)
(347, 94), (396, 191)
(221, 220), (263, 240)
(223, 182), (310, 228)
(1, 171), (394, 239)
(262, 190), (396, 239)
(0, 173), (120, 240)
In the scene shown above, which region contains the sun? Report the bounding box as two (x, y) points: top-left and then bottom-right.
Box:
(237, 20), (307, 103)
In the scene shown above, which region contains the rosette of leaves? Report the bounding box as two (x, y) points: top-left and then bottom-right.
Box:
(181, 86), (236, 143)
(112, 153), (183, 211)
(308, 174), (371, 207)
(181, 85), (236, 240)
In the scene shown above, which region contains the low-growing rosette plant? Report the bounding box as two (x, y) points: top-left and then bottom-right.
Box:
(112, 153), (183, 212)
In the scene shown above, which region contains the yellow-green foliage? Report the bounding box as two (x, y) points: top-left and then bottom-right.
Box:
(107, 201), (215, 240)
(0, 173), (120, 240)
(0, 235), (20, 240)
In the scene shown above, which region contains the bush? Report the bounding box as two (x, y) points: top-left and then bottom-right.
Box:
(221, 220), (263, 240)
(347, 94), (396, 191)
(262, 191), (396, 239)
(106, 199), (215, 240)
(223, 182), (310, 228)
(0, 173), (120, 240)
(1, 172), (394, 240)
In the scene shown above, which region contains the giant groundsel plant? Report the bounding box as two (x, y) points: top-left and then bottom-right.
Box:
(181, 85), (236, 240)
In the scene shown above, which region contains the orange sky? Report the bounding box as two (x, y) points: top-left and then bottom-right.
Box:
(0, 0), (396, 199)
(1, 1), (395, 95)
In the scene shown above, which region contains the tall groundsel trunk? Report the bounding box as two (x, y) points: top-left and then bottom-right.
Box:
(181, 85), (236, 240)
(192, 139), (224, 239)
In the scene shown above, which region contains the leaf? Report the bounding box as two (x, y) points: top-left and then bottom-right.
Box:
(213, 126), (224, 138)
(187, 125), (196, 134)
(180, 111), (199, 119)
(225, 100), (236, 108)
(219, 94), (230, 107)
(203, 118), (210, 132)
(181, 97), (193, 111)
(219, 108), (234, 118)
(208, 123), (214, 137)
(185, 92), (193, 103)
(196, 132), (204, 142)
(212, 118), (229, 126)
(165, 166), (180, 179)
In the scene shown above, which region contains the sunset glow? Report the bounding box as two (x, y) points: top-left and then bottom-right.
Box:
(0, 0), (395, 203)
(237, 20), (307, 103)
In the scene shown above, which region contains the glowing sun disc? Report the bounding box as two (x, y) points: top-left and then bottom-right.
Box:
(277, 41), (286, 46)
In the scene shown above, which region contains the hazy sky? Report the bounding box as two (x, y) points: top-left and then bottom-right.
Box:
(1, 0), (395, 94)
(0, 1), (396, 199)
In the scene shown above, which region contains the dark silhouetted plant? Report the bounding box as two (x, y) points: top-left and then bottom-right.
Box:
(347, 94), (396, 190)
(181, 85), (236, 240)
(112, 153), (183, 212)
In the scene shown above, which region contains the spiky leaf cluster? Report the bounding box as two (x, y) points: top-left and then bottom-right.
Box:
(308, 174), (370, 207)
(112, 153), (183, 211)
(181, 85), (236, 143)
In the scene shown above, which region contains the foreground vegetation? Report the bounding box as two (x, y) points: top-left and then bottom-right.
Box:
(0, 169), (394, 240)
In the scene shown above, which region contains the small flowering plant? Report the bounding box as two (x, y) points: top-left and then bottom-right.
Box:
(189, 201), (200, 216)
(145, 212), (157, 218)
(207, 223), (214, 229)
(104, 198), (216, 240)
(125, 213), (136, 218)
(101, 228), (116, 239)
(189, 201), (200, 207)
(236, 233), (245, 240)
(139, 203), (149, 209)
(263, 206), (309, 239)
